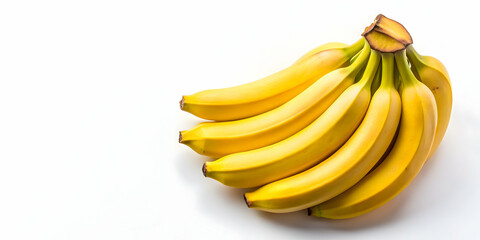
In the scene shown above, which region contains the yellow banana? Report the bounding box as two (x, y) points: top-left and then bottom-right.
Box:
(243, 51), (403, 213)
(203, 50), (379, 189)
(180, 43), (371, 158)
(180, 39), (365, 121)
(308, 50), (437, 219)
(407, 45), (452, 158)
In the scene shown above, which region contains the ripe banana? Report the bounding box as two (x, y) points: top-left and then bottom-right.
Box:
(180, 39), (365, 121)
(243, 51), (403, 213)
(308, 50), (437, 219)
(180, 43), (371, 158)
(407, 45), (452, 158)
(203, 49), (378, 188)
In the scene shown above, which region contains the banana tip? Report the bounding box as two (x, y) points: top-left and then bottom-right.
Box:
(202, 163), (207, 177)
(307, 208), (312, 216)
(179, 96), (185, 110)
(243, 194), (252, 208)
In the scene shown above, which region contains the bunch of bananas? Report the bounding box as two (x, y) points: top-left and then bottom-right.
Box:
(179, 15), (452, 219)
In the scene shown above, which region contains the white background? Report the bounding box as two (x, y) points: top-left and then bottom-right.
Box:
(1, 0), (479, 239)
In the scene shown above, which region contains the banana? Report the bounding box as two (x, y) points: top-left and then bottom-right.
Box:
(180, 39), (365, 121)
(180, 43), (371, 158)
(407, 45), (452, 158)
(243, 51), (402, 213)
(308, 50), (437, 219)
(203, 50), (379, 188)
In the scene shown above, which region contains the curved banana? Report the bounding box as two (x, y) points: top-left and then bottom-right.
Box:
(180, 44), (371, 158)
(407, 45), (452, 158)
(243, 52), (402, 213)
(295, 42), (348, 64)
(308, 50), (437, 219)
(180, 39), (365, 121)
(203, 50), (379, 189)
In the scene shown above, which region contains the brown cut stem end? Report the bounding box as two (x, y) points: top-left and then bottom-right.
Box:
(362, 14), (413, 53)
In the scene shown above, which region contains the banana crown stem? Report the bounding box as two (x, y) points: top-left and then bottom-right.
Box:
(405, 45), (424, 68)
(395, 50), (417, 86)
(380, 53), (395, 88)
(347, 42), (371, 75)
(349, 49), (362, 64)
(357, 50), (380, 87)
(345, 38), (366, 57)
